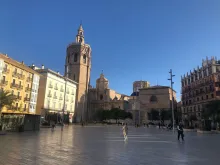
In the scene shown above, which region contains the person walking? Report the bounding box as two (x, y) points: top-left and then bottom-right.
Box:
(122, 123), (128, 141)
(177, 122), (184, 141)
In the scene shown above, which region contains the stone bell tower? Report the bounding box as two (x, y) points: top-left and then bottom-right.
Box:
(65, 24), (91, 122)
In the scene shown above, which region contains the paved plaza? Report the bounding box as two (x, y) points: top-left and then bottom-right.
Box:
(0, 125), (220, 165)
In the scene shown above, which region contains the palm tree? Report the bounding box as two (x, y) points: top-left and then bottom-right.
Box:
(0, 90), (16, 123)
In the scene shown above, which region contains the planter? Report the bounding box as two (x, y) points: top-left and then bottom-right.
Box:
(197, 130), (213, 134)
(211, 130), (220, 134)
(183, 128), (197, 132)
(0, 131), (6, 135)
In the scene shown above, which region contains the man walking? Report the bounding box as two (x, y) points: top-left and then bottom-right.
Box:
(177, 122), (184, 141)
(122, 123), (128, 141)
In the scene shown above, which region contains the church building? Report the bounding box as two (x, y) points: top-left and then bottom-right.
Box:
(88, 72), (129, 120)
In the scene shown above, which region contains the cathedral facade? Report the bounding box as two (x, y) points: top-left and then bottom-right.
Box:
(88, 73), (129, 120)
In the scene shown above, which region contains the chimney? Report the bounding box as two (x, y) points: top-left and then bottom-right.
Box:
(21, 61), (24, 65)
(41, 65), (44, 69)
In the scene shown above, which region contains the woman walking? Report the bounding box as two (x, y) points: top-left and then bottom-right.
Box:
(122, 123), (128, 141)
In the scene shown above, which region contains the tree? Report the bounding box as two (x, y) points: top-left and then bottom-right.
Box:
(0, 90), (16, 130)
(203, 100), (220, 122)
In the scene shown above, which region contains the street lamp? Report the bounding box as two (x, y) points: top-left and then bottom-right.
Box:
(168, 69), (175, 132)
(61, 77), (67, 131)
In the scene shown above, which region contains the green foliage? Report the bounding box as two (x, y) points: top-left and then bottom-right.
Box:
(94, 108), (132, 121)
(203, 100), (220, 122)
(0, 90), (16, 112)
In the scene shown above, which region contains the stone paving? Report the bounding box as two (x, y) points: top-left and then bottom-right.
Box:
(0, 125), (220, 165)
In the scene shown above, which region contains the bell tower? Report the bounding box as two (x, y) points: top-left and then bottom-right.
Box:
(65, 24), (91, 122)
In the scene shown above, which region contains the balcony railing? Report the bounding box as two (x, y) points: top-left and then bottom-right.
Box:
(47, 93), (52, 98)
(24, 97), (30, 101)
(2, 67), (10, 74)
(25, 87), (32, 92)
(0, 80), (8, 86)
(10, 83), (23, 90)
(12, 72), (24, 79)
(48, 84), (53, 88)
(26, 77), (33, 82)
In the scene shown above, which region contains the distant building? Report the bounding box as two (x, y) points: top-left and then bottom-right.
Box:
(30, 65), (77, 123)
(88, 72), (129, 120)
(0, 53), (40, 131)
(181, 57), (220, 121)
(129, 85), (177, 124)
(133, 81), (150, 92)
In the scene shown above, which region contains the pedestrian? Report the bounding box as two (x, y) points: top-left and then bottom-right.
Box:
(177, 122), (184, 141)
(51, 123), (56, 131)
(158, 122), (161, 129)
(122, 123), (128, 141)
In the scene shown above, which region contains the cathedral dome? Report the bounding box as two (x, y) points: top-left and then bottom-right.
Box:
(96, 73), (108, 82)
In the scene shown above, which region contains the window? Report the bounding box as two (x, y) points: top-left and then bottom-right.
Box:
(4, 64), (7, 69)
(100, 94), (103, 100)
(206, 95), (208, 99)
(150, 95), (158, 103)
(17, 92), (20, 97)
(73, 74), (75, 80)
(12, 79), (15, 85)
(14, 68), (17, 73)
(83, 55), (86, 64)
(74, 53), (78, 62)
(211, 94), (214, 98)
(19, 81), (21, 86)
(24, 104), (27, 111)
(26, 94), (28, 98)
(197, 97), (199, 101)
(11, 90), (14, 95)
(16, 103), (18, 109)
(2, 76), (5, 82)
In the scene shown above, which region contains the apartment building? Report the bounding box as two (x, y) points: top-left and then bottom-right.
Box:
(181, 57), (220, 121)
(0, 53), (40, 131)
(31, 65), (77, 123)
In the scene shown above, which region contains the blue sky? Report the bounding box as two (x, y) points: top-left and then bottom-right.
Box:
(1, 0), (220, 101)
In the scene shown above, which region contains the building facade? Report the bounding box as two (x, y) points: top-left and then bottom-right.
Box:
(31, 65), (77, 123)
(0, 53), (40, 114)
(0, 53), (40, 131)
(65, 24), (91, 122)
(129, 85), (177, 124)
(88, 73), (129, 120)
(181, 57), (220, 121)
(133, 81), (150, 92)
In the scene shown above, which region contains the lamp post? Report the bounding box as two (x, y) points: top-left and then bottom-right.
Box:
(61, 76), (67, 131)
(168, 69), (175, 132)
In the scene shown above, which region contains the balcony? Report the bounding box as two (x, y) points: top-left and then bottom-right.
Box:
(60, 88), (64, 92)
(71, 92), (74, 95)
(48, 84), (53, 88)
(53, 96), (57, 99)
(54, 86), (58, 90)
(12, 72), (24, 79)
(66, 90), (70, 94)
(25, 87), (32, 92)
(10, 83), (23, 90)
(0, 80), (8, 86)
(24, 97), (30, 101)
(26, 77), (33, 82)
(47, 93), (52, 98)
(66, 98), (69, 102)
(2, 67), (10, 74)
(59, 97), (63, 100)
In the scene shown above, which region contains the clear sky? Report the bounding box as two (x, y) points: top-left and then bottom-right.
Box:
(1, 0), (220, 101)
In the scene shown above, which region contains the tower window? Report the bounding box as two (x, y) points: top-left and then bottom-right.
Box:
(73, 74), (75, 80)
(74, 53), (78, 62)
(83, 55), (86, 64)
